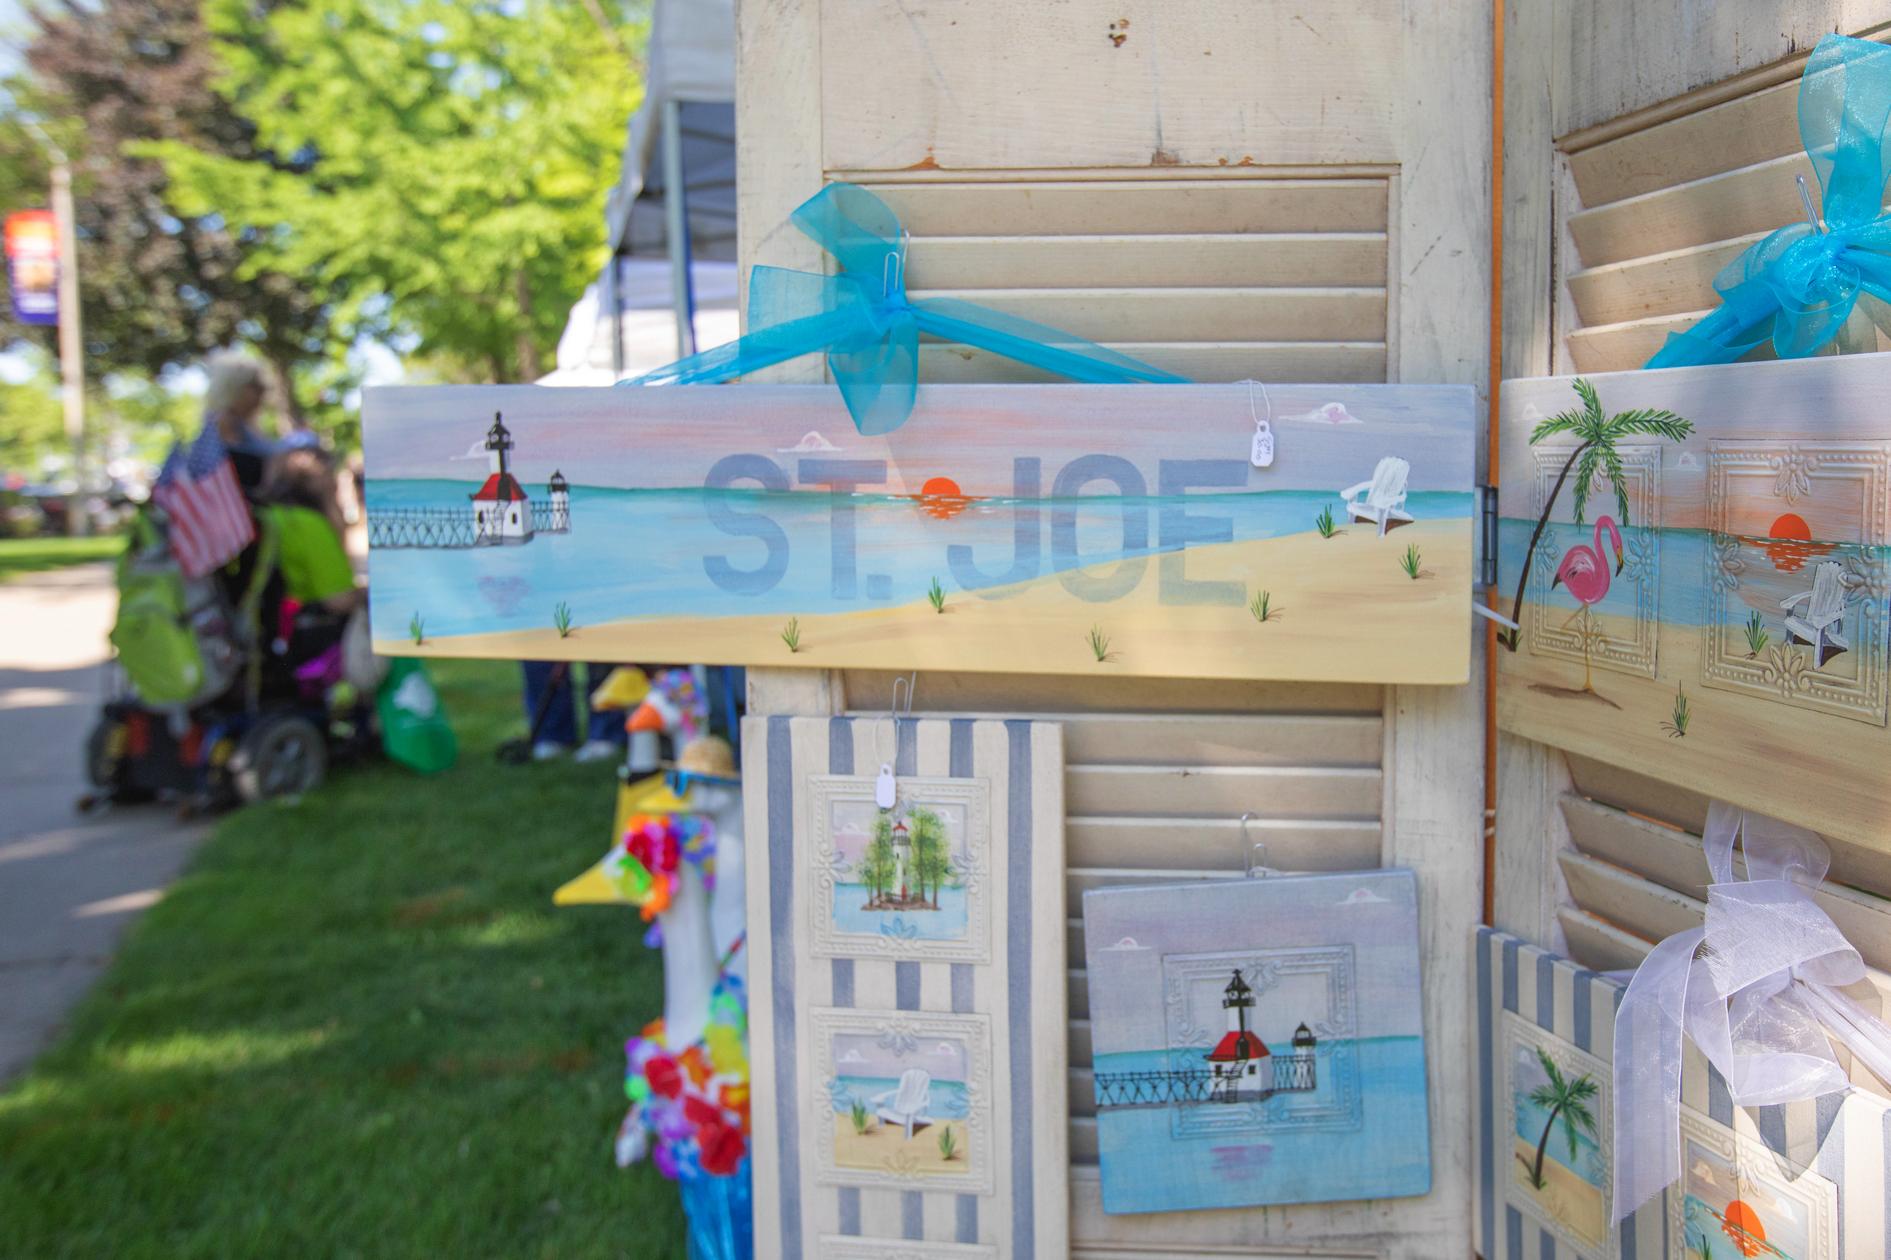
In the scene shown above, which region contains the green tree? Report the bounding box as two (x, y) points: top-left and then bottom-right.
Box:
(907, 806), (952, 910)
(858, 814), (898, 907)
(1500, 378), (1693, 649)
(5, 0), (337, 423)
(147, 0), (646, 383)
(1523, 1047), (1598, 1191)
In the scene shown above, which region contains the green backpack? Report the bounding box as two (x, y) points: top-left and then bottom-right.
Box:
(109, 509), (271, 707)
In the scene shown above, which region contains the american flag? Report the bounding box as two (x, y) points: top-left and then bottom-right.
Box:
(153, 426), (255, 578)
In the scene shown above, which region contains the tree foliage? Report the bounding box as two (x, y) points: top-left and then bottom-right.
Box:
(6, 0), (336, 419)
(148, 0), (645, 383)
(859, 814), (898, 906)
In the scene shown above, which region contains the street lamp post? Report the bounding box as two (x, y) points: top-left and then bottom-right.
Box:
(49, 154), (85, 535)
(19, 117), (86, 534)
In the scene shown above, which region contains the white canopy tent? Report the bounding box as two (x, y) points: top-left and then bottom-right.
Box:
(542, 0), (737, 386)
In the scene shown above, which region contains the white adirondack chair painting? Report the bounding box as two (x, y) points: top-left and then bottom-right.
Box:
(1340, 456), (1415, 536)
(1782, 560), (1851, 668)
(873, 1068), (933, 1139)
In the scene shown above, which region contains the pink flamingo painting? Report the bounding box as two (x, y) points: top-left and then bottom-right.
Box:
(1549, 516), (1624, 694)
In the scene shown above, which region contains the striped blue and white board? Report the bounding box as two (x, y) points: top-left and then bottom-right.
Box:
(1476, 927), (1882, 1260)
(744, 716), (1068, 1260)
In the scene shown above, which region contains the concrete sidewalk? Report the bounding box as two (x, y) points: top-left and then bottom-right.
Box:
(0, 563), (206, 1083)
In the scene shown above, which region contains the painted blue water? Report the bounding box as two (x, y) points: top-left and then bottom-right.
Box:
(1091, 1035), (1431, 1213)
(1499, 515), (1891, 632)
(367, 480), (1472, 641)
(829, 883), (969, 942)
(831, 1075), (972, 1121)
(1512, 1093), (1605, 1187)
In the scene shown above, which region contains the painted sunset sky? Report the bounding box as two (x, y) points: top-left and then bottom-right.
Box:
(363, 382), (1476, 499)
(1083, 870), (1425, 1056)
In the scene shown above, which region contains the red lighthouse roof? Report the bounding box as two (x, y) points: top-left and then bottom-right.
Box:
(1205, 1030), (1269, 1063)
(471, 473), (530, 503)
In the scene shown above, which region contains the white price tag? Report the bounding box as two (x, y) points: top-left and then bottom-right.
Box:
(1250, 419), (1275, 468)
(875, 762), (897, 810)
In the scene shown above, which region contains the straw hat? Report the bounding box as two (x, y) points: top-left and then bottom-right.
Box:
(663, 735), (740, 781)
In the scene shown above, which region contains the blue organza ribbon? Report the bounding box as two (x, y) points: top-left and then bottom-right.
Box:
(620, 182), (1188, 434)
(1646, 34), (1891, 368)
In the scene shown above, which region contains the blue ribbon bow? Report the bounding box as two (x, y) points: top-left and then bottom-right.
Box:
(620, 182), (1188, 434)
(1647, 35), (1891, 368)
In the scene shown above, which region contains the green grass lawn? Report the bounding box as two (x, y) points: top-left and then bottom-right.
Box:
(0, 534), (126, 582)
(0, 660), (687, 1258)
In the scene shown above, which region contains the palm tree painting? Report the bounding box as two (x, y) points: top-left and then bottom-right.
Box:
(1522, 1047), (1599, 1192)
(1501, 378), (1693, 655)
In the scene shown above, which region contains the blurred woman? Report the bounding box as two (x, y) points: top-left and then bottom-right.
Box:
(201, 351), (276, 492)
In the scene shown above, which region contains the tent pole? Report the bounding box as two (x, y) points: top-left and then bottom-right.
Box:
(662, 98), (697, 359)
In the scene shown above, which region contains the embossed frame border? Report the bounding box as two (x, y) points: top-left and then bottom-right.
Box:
(805, 775), (992, 964)
(1702, 439), (1890, 726)
(1500, 1011), (1616, 1260)
(1669, 1103), (1838, 1260)
(1160, 946), (1360, 1139)
(1528, 443), (1663, 678)
(809, 1006), (997, 1196)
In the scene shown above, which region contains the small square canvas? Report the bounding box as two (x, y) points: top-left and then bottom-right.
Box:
(1081, 869), (1431, 1213)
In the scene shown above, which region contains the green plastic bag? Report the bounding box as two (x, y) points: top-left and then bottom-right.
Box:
(376, 658), (457, 774)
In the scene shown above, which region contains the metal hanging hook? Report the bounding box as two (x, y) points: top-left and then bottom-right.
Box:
(1240, 812), (1269, 879)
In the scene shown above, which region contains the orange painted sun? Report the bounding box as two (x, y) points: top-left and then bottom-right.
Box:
(1759, 511), (1832, 574)
(1720, 1198), (1768, 1257)
(915, 475), (973, 520)
(1769, 513), (1811, 540)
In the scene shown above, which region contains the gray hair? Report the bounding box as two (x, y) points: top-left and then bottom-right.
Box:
(203, 351), (268, 416)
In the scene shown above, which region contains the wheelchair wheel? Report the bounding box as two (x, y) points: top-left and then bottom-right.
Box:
(231, 714), (327, 803)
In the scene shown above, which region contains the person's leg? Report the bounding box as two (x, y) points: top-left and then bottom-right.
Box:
(575, 662), (628, 762)
(520, 661), (576, 757)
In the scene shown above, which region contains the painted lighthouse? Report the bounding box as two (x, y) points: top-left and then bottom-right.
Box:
(470, 412), (534, 544)
(546, 470), (571, 533)
(1207, 969), (1273, 1102)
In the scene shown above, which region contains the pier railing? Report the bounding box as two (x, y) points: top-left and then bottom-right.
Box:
(1093, 1052), (1317, 1110)
(368, 507), (478, 550)
(368, 502), (571, 549)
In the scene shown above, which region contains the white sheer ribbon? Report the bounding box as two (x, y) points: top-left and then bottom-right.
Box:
(1611, 802), (1891, 1221)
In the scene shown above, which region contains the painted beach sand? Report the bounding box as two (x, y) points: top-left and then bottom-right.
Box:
(1498, 516), (1891, 830)
(374, 501), (1471, 683)
(1082, 870), (1431, 1214)
(363, 383), (1475, 682)
(828, 1034), (974, 1178)
(1508, 1041), (1606, 1250)
(827, 796), (970, 941)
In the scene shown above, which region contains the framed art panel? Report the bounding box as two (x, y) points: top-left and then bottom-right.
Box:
(744, 715), (1068, 1260)
(1475, 929), (1665, 1260)
(1475, 928), (1886, 1260)
(806, 776), (992, 964)
(1496, 356), (1891, 850)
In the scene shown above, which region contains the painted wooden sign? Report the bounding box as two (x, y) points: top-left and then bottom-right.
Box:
(1496, 355), (1891, 850)
(742, 716), (1068, 1260)
(363, 383), (1476, 683)
(1083, 870), (1432, 1214)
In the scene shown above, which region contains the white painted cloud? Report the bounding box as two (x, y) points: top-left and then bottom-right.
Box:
(1337, 887), (1391, 906)
(836, 1048), (868, 1065)
(779, 430), (842, 454)
(1099, 936), (1146, 951)
(1282, 402), (1362, 426)
(448, 439), (489, 462)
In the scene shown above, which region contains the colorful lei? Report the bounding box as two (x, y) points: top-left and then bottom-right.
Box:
(619, 978), (751, 1180)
